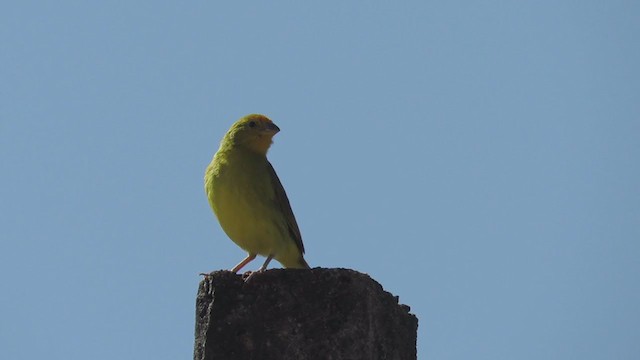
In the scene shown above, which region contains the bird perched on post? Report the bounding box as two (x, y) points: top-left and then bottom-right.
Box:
(204, 114), (309, 279)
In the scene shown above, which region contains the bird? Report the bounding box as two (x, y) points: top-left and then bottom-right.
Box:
(204, 114), (309, 280)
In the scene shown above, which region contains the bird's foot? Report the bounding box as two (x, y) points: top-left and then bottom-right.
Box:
(243, 254), (274, 282)
(243, 269), (265, 282)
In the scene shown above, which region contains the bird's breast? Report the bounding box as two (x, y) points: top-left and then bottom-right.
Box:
(206, 152), (282, 255)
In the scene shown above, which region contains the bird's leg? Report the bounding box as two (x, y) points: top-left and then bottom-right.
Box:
(244, 254), (274, 282)
(231, 254), (256, 273)
(257, 254), (274, 272)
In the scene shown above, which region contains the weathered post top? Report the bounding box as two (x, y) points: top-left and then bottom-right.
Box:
(194, 268), (418, 360)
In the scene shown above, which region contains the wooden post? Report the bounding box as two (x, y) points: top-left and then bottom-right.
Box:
(194, 268), (418, 360)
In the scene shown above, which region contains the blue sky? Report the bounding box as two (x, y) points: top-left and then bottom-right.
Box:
(2, 1), (639, 359)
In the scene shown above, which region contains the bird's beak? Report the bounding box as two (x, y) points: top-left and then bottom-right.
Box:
(266, 122), (280, 134)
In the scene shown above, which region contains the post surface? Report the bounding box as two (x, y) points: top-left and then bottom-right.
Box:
(194, 268), (418, 360)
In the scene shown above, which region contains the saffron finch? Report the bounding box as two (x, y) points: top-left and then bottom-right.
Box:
(204, 114), (309, 277)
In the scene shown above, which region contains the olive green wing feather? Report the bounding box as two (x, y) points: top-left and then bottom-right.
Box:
(267, 161), (305, 254)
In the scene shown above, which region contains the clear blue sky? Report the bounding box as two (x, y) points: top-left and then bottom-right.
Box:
(2, 2), (639, 359)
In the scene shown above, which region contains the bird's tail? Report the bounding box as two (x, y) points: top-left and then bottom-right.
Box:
(278, 254), (311, 269)
(297, 256), (310, 269)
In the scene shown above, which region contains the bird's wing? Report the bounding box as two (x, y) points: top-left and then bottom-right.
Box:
(267, 161), (305, 254)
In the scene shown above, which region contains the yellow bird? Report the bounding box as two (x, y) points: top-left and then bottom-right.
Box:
(204, 114), (309, 278)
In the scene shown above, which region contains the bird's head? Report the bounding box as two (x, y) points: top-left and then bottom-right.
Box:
(224, 114), (280, 155)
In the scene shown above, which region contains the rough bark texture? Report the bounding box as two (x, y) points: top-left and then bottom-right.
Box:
(194, 268), (418, 360)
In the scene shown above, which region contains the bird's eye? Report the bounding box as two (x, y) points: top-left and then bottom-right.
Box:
(248, 121), (256, 128)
